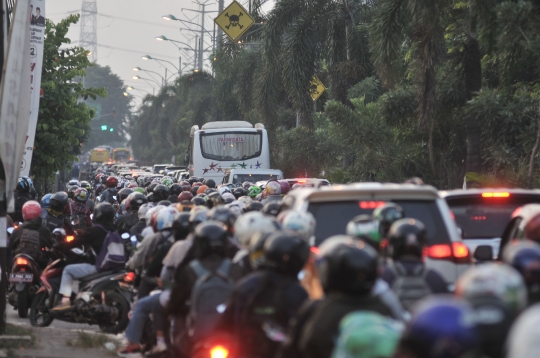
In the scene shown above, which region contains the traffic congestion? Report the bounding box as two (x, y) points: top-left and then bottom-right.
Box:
(5, 153), (540, 358)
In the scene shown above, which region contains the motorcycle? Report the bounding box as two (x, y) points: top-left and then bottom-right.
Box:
(8, 252), (41, 318)
(29, 247), (132, 334)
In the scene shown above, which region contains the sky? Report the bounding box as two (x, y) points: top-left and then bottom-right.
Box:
(46, 0), (275, 106)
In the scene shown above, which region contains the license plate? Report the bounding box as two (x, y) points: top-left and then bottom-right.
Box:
(9, 273), (33, 283)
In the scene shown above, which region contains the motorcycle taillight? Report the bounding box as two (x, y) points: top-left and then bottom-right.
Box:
(210, 346), (229, 358)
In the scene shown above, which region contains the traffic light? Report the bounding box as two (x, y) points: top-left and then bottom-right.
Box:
(109, 128), (114, 132)
(101, 125), (107, 131)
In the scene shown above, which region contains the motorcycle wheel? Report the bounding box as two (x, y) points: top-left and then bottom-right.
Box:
(30, 291), (54, 327)
(17, 289), (28, 318)
(99, 292), (130, 334)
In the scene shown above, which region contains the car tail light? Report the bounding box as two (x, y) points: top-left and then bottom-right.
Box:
(66, 235), (74, 242)
(482, 192), (510, 198)
(310, 246), (320, 255)
(16, 258), (28, 266)
(424, 242), (470, 263)
(210, 346), (229, 358)
(125, 272), (135, 282)
(297, 180), (307, 184)
(359, 201), (386, 209)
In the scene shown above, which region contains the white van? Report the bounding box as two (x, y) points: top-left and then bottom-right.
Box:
(222, 169), (283, 185)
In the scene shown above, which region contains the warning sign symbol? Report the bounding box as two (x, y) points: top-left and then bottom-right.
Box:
(309, 76), (326, 101)
(215, 1), (255, 41)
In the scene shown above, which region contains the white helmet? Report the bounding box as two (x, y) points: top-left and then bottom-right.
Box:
(145, 205), (165, 226)
(226, 201), (244, 217)
(278, 210), (316, 242)
(234, 211), (279, 247)
(218, 186), (232, 196)
(156, 207), (179, 231)
(138, 203), (151, 220)
(238, 196), (252, 206)
(222, 192), (235, 203)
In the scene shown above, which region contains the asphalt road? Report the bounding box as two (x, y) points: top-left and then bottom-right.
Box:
(7, 305), (101, 332)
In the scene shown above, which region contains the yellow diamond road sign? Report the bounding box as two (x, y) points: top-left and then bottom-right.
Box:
(309, 76), (326, 101)
(215, 1), (255, 42)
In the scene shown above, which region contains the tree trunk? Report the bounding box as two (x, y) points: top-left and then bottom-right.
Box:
(528, 97), (540, 188)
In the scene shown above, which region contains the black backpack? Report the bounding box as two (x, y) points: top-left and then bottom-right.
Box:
(18, 229), (41, 259)
(42, 213), (64, 233)
(387, 261), (432, 310)
(145, 233), (174, 277)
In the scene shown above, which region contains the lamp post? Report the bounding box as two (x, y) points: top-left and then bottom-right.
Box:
(133, 67), (165, 86)
(133, 75), (162, 90)
(142, 55), (181, 80)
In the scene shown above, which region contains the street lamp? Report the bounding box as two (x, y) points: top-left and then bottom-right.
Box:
(142, 55), (181, 78)
(133, 66), (165, 85)
(133, 75), (162, 87)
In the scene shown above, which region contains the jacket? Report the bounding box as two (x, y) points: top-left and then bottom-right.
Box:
(59, 222), (115, 264)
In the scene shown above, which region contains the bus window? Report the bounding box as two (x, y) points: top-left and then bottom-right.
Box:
(200, 132), (262, 161)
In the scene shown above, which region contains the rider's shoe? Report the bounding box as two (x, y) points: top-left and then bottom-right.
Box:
(143, 342), (167, 357)
(51, 301), (71, 311)
(117, 343), (142, 357)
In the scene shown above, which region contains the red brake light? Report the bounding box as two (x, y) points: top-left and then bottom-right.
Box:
(210, 346), (229, 358)
(452, 242), (470, 259)
(16, 258), (28, 266)
(310, 246), (320, 255)
(424, 242), (470, 263)
(470, 216), (486, 221)
(482, 192), (510, 198)
(66, 235), (75, 242)
(297, 180), (307, 183)
(125, 272), (135, 282)
(359, 201), (386, 209)
(424, 244), (452, 259)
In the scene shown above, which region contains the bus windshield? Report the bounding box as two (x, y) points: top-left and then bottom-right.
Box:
(114, 149), (129, 160)
(200, 132), (262, 161)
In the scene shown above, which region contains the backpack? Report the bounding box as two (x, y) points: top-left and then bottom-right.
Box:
(69, 202), (89, 231)
(187, 259), (234, 341)
(388, 261), (432, 310)
(42, 213), (64, 233)
(119, 212), (139, 234)
(145, 233), (173, 278)
(18, 229), (41, 258)
(102, 188), (119, 205)
(94, 225), (125, 272)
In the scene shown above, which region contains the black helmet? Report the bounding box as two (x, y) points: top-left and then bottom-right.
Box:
(191, 186), (200, 197)
(170, 183), (182, 196)
(264, 233), (310, 276)
(67, 186), (78, 199)
(233, 187), (247, 199)
(50, 192), (68, 212)
(242, 181), (253, 190)
(173, 212), (191, 240)
(387, 218), (427, 259)
(118, 188), (133, 204)
(208, 206), (237, 233)
(194, 220), (228, 258)
(205, 178), (216, 189)
(80, 181), (92, 190)
(153, 184), (170, 201)
(16, 177), (30, 192)
(191, 197), (206, 206)
(316, 235), (379, 295)
(372, 202), (405, 238)
(188, 176), (200, 186)
(206, 192), (223, 209)
(147, 182), (158, 194)
(93, 202), (115, 224)
(262, 202), (281, 217)
(244, 201), (264, 213)
(129, 193), (148, 211)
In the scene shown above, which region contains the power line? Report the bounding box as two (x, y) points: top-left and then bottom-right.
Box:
(96, 44), (179, 60)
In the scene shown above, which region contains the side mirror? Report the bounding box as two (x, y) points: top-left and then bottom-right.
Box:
(7, 227), (14, 235)
(474, 245), (493, 261)
(121, 233), (130, 239)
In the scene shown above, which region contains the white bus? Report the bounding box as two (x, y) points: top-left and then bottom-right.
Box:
(186, 121), (270, 182)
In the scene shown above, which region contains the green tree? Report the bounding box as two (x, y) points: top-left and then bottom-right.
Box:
(31, 15), (106, 188)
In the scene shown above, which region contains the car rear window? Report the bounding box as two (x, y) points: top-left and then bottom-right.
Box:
(445, 195), (540, 239)
(307, 200), (450, 246)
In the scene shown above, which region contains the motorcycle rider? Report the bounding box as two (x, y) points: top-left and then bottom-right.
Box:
(99, 176), (119, 204)
(117, 193), (147, 235)
(261, 181), (282, 205)
(150, 184), (169, 204)
(41, 192), (69, 233)
(52, 203), (116, 311)
(502, 241), (540, 305)
(168, 183), (182, 203)
(9, 201), (54, 269)
(11, 178), (33, 223)
(65, 188), (92, 234)
(130, 203), (151, 239)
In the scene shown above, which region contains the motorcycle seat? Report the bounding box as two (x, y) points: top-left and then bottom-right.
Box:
(80, 269), (124, 283)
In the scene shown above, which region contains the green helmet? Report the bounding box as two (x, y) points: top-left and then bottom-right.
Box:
(372, 203), (404, 238)
(332, 312), (401, 358)
(161, 178), (174, 188)
(346, 215), (382, 249)
(247, 185), (262, 198)
(133, 187), (145, 195)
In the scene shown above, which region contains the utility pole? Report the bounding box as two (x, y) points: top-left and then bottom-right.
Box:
(80, 0), (98, 63)
(194, 35), (198, 70)
(217, 0), (224, 49)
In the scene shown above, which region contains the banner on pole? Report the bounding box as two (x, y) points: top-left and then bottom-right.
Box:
(20, 0), (46, 177)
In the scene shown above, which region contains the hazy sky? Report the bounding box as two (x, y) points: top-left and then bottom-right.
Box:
(47, 0), (274, 105)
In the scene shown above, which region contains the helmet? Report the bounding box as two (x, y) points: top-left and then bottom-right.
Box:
(178, 191), (194, 202)
(106, 176), (118, 188)
(50, 192), (68, 212)
(206, 192), (224, 209)
(372, 203), (405, 238)
(279, 210), (316, 242)
(157, 200), (172, 207)
(22, 201), (41, 221)
(147, 182), (158, 193)
(138, 203), (151, 220)
(68, 179), (80, 187)
(503, 241), (540, 303)
(93, 202), (116, 224)
(67, 186), (78, 199)
(149, 205), (166, 231)
(244, 201), (264, 213)
(333, 312), (401, 358)
(117, 180), (125, 189)
(16, 177), (30, 192)
(208, 206), (238, 233)
(197, 185), (209, 195)
(218, 186), (232, 196)
(156, 207), (179, 231)
(100, 174), (109, 184)
(191, 196), (206, 206)
(95, 173), (103, 183)
(133, 187), (145, 195)
(189, 206), (209, 228)
(264, 232), (310, 275)
(127, 182), (138, 189)
(455, 263), (527, 314)
(278, 180), (290, 195)
(387, 218), (427, 259)
(346, 215), (382, 250)
(118, 188), (133, 204)
(170, 183), (182, 196)
(238, 196), (252, 206)
(524, 213), (540, 244)
(153, 184), (170, 201)
(400, 297), (478, 358)
(262, 202), (281, 217)
(222, 192), (235, 204)
(80, 181), (91, 190)
(232, 187), (247, 199)
(181, 183), (191, 192)
(204, 179), (216, 189)
(73, 188), (89, 203)
(249, 231), (274, 269)
(145, 206), (161, 226)
(129, 192), (148, 211)
(226, 201), (244, 217)
(194, 221), (228, 258)
(404, 177), (424, 185)
(248, 186), (262, 198)
(316, 235), (378, 295)
(41, 193), (53, 209)
(173, 212), (191, 240)
(234, 211), (280, 247)
(161, 177), (173, 188)
(242, 181), (253, 190)
(265, 181), (281, 196)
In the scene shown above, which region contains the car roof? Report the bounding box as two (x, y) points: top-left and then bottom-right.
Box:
(226, 169), (282, 174)
(440, 188), (540, 199)
(289, 183), (440, 203)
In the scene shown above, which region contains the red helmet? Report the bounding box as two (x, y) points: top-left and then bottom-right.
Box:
(22, 200), (42, 221)
(95, 173), (103, 183)
(106, 176), (119, 188)
(178, 191), (194, 202)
